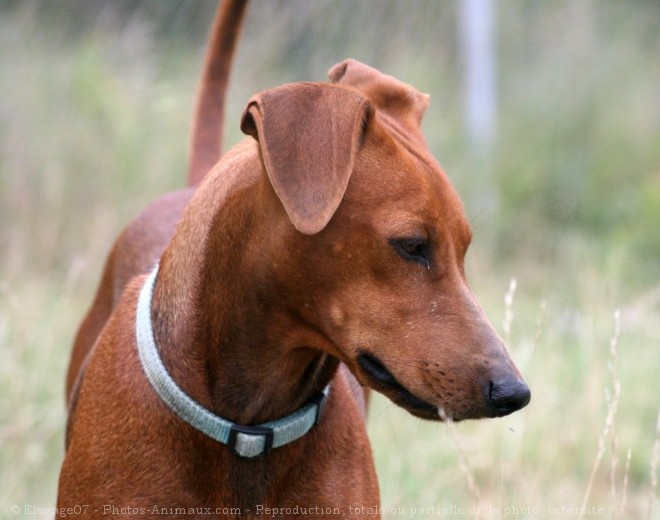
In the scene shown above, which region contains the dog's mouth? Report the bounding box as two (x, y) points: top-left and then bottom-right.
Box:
(357, 352), (439, 420)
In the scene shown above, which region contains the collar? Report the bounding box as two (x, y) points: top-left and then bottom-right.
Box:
(135, 265), (330, 458)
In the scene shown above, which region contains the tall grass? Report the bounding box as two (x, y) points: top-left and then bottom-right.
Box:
(1, 1), (659, 518)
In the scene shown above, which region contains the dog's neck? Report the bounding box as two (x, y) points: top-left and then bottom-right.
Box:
(151, 141), (338, 425)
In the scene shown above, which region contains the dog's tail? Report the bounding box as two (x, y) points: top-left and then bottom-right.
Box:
(187, 0), (249, 186)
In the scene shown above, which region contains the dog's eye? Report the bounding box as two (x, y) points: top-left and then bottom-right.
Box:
(391, 238), (431, 268)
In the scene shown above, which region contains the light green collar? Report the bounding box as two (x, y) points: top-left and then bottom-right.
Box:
(135, 265), (330, 458)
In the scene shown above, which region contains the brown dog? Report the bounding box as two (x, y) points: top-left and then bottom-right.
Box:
(58, 1), (529, 517)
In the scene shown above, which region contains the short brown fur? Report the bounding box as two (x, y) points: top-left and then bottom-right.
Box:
(59, 2), (529, 517)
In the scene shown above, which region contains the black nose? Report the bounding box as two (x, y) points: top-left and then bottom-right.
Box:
(487, 379), (531, 417)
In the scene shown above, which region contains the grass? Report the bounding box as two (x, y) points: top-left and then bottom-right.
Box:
(1, 1), (659, 519)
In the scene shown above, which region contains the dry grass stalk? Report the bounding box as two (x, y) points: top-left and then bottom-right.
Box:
(439, 408), (482, 519)
(503, 278), (517, 344)
(618, 448), (632, 519)
(579, 310), (621, 520)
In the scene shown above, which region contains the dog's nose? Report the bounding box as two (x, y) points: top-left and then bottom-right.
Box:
(487, 378), (531, 417)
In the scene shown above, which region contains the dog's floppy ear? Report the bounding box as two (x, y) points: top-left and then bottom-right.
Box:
(329, 59), (429, 130)
(241, 83), (371, 235)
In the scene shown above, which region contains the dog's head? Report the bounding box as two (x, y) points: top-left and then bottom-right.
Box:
(239, 59), (529, 421)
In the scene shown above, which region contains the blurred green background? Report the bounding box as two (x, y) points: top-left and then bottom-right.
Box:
(1, 1), (658, 518)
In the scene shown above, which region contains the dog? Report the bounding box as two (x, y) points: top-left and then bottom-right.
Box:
(58, 1), (530, 517)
